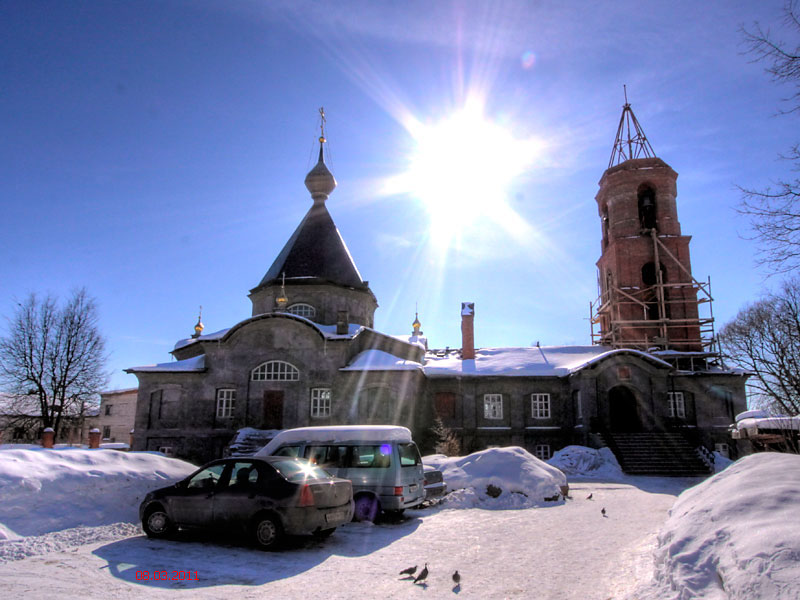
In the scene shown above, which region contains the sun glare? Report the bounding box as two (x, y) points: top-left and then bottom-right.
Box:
(385, 101), (544, 250)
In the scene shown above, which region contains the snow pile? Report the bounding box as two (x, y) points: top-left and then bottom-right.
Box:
(547, 445), (624, 479)
(635, 452), (800, 600)
(0, 448), (196, 538)
(424, 446), (567, 508)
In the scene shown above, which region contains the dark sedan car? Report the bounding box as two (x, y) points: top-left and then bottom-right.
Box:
(139, 456), (354, 549)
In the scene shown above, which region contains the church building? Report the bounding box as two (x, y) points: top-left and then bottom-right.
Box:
(127, 104), (748, 473)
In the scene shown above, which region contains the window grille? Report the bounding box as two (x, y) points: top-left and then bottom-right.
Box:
(531, 393), (551, 419)
(251, 361), (300, 381)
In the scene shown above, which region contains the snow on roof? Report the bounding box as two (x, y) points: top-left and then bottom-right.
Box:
(423, 345), (671, 377)
(341, 349), (423, 372)
(173, 315), (367, 351)
(173, 327), (231, 350)
(734, 414), (800, 433)
(126, 354), (206, 373)
(389, 334), (427, 350)
(256, 425), (413, 455)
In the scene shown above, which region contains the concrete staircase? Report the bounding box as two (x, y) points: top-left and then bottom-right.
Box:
(602, 432), (712, 476)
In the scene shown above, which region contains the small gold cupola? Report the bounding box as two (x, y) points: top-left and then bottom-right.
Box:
(192, 306), (204, 339)
(412, 312), (423, 337)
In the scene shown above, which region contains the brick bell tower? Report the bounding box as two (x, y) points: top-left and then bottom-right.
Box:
(591, 97), (714, 358)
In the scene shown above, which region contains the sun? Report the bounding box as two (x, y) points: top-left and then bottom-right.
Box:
(384, 99), (544, 250)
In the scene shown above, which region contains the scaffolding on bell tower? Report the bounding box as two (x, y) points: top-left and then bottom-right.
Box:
(590, 230), (718, 369)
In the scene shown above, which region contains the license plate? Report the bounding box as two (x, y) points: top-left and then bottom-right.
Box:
(325, 511), (346, 523)
(409, 484), (418, 492)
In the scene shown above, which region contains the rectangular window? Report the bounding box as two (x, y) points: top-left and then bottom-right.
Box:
(531, 393), (551, 419)
(434, 392), (457, 418)
(216, 389), (236, 418)
(534, 444), (551, 461)
(105, 404), (111, 416)
(310, 388), (332, 418)
(483, 394), (503, 420)
(668, 391), (685, 419)
(102, 426), (111, 439)
(715, 443), (730, 459)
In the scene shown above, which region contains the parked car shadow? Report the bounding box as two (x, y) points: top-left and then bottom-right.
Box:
(92, 514), (422, 590)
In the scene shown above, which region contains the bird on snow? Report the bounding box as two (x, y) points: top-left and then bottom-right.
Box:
(399, 565), (417, 577)
(601, 507), (607, 517)
(587, 493), (593, 500)
(452, 570), (461, 585)
(414, 563), (429, 584)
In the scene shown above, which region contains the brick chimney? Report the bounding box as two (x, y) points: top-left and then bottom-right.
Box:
(336, 310), (349, 335)
(88, 428), (101, 449)
(461, 302), (475, 360)
(42, 427), (55, 449)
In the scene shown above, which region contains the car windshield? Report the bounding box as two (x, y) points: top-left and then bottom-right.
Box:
(271, 458), (332, 482)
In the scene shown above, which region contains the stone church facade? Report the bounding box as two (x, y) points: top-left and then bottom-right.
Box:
(128, 107), (748, 469)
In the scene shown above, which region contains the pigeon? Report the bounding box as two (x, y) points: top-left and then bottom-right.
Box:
(452, 570), (461, 585)
(587, 493), (593, 500)
(601, 507), (607, 517)
(399, 565), (417, 577)
(414, 563), (429, 584)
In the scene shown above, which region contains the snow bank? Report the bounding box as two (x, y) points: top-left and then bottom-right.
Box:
(637, 452), (800, 600)
(424, 447), (567, 508)
(0, 448), (196, 538)
(547, 445), (624, 479)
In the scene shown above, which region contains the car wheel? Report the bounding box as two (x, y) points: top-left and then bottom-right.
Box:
(253, 514), (283, 550)
(353, 495), (379, 522)
(142, 506), (174, 538)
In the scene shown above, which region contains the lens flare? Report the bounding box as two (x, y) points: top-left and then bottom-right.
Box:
(521, 50), (536, 69)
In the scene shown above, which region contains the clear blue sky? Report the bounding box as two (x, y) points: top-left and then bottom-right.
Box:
(1, 0), (794, 391)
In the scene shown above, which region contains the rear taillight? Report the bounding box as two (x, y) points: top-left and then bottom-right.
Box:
(299, 484), (315, 507)
(394, 486), (403, 496)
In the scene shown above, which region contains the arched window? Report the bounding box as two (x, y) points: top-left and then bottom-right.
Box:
(287, 303), (316, 319)
(601, 205), (610, 247)
(251, 360), (299, 381)
(637, 184), (657, 230)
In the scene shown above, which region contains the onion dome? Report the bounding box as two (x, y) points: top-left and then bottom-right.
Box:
(304, 137), (337, 203)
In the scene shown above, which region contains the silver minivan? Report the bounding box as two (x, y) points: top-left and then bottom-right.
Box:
(256, 425), (425, 521)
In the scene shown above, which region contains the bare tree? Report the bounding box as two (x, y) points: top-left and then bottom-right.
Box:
(739, 1), (800, 274)
(719, 277), (800, 415)
(431, 416), (461, 456)
(0, 289), (108, 439)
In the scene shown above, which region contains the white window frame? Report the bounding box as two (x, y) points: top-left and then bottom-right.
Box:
(251, 360), (300, 381)
(668, 391), (686, 419)
(534, 444), (551, 461)
(216, 389), (236, 418)
(310, 388), (331, 418)
(287, 303), (316, 319)
(483, 394), (503, 420)
(531, 393), (551, 419)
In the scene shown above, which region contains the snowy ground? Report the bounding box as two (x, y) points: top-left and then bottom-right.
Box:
(0, 446), (797, 599)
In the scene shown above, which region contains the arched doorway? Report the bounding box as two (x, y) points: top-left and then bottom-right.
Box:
(608, 386), (641, 432)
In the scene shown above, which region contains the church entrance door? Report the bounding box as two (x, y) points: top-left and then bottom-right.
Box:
(263, 391), (284, 429)
(608, 386), (640, 432)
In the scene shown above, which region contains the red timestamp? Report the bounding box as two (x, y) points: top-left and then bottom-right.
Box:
(135, 570), (199, 581)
